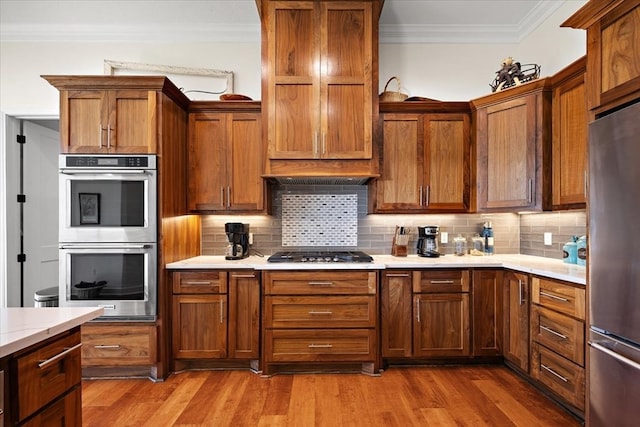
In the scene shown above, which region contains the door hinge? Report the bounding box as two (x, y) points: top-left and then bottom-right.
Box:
(16, 135), (26, 144)
(17, 194), (26, 203)
(17, 253), (26, 262)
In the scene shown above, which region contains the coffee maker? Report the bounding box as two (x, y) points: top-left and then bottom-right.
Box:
(417, 225), (442, 257)
(225, 223), (250, 260)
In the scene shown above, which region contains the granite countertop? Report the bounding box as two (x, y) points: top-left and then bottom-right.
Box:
(166, 253), (586, 285)
(0, 307), (103, 358)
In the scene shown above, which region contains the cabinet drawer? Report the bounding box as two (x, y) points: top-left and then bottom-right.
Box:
(173, 271), (228, 294)
(531, 343), (585, 411)
(14, 330), (81, 422)
(81, 324), (157, 366)
(265, 296), (376, 328)
(531, 277), (585, 320)
(413, 269), (470, 293)
(265, 329), (376, 363)
(264, 271), (377, 295)
(20, 386), (81, 427)
(531, 305), (585, 366)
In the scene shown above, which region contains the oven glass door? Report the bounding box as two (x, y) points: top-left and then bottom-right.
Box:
(59, 170), (157, 242)
(59, 243), (157, 319)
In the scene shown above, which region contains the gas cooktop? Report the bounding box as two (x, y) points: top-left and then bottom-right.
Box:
(267, 251), (374, 263)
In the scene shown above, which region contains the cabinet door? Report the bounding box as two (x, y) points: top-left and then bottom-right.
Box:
(109, 90), (156, 153)
(552, 67), (587, 209)
(267, 1), (318, 159)
(376, 114), (423, 211)
(472, 269), (503, 356)
(477, 95), (538, 210)
(228, 271), (260, 360)
(321, 1), (373, 159)
(60, 90), (108, 153)
(173, 295), (227, 359)
(59, 89), (155, 154)
(228, 113), (264, 211)
(188, 113), (228, 211)
(424, 113), (469, 211)
(503, 270), (530, 372)
(413, 293), (470, 357)
(381, 271), (412, 357)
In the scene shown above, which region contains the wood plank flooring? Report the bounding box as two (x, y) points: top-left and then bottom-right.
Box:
(82, 365), (582, 427)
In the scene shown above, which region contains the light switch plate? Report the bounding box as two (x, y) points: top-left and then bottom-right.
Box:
(441, 232), (448, 244)
(544, 232), (552, 245)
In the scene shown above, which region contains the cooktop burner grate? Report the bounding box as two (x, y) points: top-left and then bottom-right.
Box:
(267, 251), (373, 263)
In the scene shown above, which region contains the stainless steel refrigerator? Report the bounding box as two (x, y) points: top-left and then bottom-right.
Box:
(588, 100), (640, 427)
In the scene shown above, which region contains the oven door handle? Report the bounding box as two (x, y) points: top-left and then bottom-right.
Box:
(60, 244), (151, 250)
(60, 169), (150, 175)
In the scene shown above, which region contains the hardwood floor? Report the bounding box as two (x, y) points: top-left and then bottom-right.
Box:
(82, 365), (581, 426)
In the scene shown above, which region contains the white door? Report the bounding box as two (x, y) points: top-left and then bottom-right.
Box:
(3, 117), (59, 307)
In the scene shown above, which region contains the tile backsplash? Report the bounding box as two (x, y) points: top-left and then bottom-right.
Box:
(281, 194), (358, 246)
(201, 185), (586, 260)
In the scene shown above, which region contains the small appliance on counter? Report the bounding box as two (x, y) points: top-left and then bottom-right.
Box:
(225, 222), (250, 260)
(417, 225), (442, 257)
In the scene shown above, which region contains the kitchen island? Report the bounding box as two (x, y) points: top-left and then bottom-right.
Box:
(0, 307), (103, 426)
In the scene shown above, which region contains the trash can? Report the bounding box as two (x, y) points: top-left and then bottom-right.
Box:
(34, 286), (59, 307)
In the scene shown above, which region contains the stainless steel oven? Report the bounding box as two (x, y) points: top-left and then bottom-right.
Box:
(58, 243), (157, 319)
(59, 155), (157, 242)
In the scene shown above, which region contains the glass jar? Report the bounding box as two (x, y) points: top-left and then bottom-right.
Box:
(470, 234), (484, 256)
(453, 234), (467, 256)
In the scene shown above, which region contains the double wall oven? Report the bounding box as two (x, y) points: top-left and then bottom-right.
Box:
(58, 155), (157, 319)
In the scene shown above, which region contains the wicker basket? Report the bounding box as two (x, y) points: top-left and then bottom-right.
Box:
(379, 76), (408, 102)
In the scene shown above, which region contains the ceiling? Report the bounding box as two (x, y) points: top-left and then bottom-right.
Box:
(0, 0), (573, 44)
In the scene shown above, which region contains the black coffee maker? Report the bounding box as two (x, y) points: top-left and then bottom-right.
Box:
(225, 223), (250, 260)
(417, 225), (442, 257)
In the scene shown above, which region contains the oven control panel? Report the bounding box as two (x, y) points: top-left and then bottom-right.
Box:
(61, 155), (155, 169)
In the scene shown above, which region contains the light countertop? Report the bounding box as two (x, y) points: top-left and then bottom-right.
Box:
(166, 253), (586, 285)
(0, 307), (103, 358)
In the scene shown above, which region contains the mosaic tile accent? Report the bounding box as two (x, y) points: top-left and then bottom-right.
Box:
(281, 194), (358, 247)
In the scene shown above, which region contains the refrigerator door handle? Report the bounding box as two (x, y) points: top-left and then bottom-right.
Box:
(590, 341), (640, 371)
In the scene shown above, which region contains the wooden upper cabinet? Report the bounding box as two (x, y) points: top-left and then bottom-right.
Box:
(264, 1), (374, 160)
(563, 0), (640, 114)
(42, 75), (190, 154)
(188, 104), (265, 212)
(551, 57), (588, 210)
(60, 89), (156, 153)
(373, 103), (470, 213)
(472, 79), (552, 212)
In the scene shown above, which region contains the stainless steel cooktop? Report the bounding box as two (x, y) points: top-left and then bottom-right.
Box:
(267, 251), (373, 263)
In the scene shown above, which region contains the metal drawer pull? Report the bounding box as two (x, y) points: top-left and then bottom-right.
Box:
(416, 299), (421, 322)
(308, 281), (333, 286)
(540, 363), (568, 383)
(518, 280), (525, 305)
(308, 344), (333, 349)
(94, 344), (121, 350)
(308, 311), (333, 315)
(387, 273), (410, 277)
(185, 281), (212, 285)
(539, 291), (569, 302)
(430, 280), (455, 284)
(232, 274), (256, 278)
(38, 343), (82, 369)
(540, 325), (567, 340)
(590, 342), (640, 370)
(220, 300), (224, 323)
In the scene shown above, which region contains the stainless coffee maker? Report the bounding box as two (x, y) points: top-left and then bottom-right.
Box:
(225, 223), (250, 260)
(417, 225), (442, 257)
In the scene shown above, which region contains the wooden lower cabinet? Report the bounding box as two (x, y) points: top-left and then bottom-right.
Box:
(170, 270), (260, 370)
(503, 270), (530, 373)
(530, 276), (586, 414)
(471, 269), (503, 356)
(414, 293), (470, 357)
(2, 328), (82, 426)
(380, 271), (413, 357)
(81, 324), (157, 367)
(262, 270), (379, 376)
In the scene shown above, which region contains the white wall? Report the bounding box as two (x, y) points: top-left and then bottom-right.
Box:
(0, 1), (586, 114)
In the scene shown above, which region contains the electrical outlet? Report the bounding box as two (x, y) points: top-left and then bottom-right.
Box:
(544, 232), (552, 246)
(249, 233), (254, 245)
(440, 232), (448, 244)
